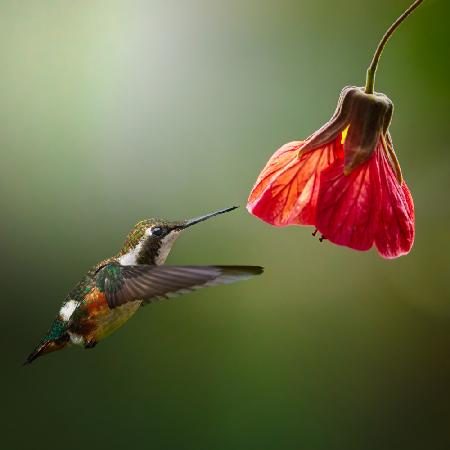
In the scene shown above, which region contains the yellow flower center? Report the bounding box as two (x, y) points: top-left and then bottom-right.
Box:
(341, 125), (350, 144)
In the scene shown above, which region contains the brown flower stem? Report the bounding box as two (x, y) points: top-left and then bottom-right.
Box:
(365, 0), (425, 94)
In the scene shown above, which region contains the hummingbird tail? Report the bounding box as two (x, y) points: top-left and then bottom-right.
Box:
(24, 345), (46, 365)
(24, 335), (70, 365)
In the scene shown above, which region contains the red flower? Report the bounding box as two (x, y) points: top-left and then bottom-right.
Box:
(247, 86), (414, 258)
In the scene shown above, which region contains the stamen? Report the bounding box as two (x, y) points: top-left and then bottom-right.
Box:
(319, 235), (327, 242)
(312, 228), (318, 237)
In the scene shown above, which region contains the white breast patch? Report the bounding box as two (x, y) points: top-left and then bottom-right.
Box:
(68, 332), (85, 346)
(59, 300), (79, 321)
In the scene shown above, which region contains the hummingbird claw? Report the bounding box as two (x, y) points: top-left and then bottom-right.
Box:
(84, 341), (98, 349)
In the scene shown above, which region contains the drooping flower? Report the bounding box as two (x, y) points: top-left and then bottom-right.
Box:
(247, 86), (415, 258)
(247, 0), (424, 259)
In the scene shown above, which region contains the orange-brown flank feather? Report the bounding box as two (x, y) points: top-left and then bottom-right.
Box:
(71, 287), (141, 344)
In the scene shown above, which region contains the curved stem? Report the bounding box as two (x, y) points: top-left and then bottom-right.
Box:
(365, 0), (424, 94)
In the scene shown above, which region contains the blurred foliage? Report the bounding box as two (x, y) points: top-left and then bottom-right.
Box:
(1, 1), (449, 449)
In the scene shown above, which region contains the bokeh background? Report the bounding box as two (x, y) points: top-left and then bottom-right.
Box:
(1, 1), (449, 449)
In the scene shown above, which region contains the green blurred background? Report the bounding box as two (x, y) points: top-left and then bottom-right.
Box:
(1, 0), (449, 449)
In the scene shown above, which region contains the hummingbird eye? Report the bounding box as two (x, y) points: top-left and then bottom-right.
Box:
(151, 226), (164, 236)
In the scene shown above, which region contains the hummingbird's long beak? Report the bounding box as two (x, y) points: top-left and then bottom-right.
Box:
(181, 206), (238, 229)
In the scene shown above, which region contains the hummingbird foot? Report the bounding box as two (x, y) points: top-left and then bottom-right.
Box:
(84, 340), (98, 349)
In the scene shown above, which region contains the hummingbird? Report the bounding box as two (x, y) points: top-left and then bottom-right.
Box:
(25, 206), (262, 364)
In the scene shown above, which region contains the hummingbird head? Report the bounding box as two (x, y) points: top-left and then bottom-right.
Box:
(117, 206), (238, 265)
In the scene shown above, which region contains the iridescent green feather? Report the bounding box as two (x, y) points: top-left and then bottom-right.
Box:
(44, 318), (67, 341)
(96, 263), (124, 293)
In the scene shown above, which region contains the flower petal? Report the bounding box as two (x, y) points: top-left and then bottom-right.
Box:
(247, 141), (303, 207)
(374, 146), (415, 258)
(316, 140), (415, 258)
(316, 149), (380, 251)
(247, 140), (340, 226)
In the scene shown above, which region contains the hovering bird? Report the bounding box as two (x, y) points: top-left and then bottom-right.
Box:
(25, 206), (262, 364)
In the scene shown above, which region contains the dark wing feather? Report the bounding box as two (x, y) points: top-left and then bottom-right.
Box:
(100, 263), (263, 308)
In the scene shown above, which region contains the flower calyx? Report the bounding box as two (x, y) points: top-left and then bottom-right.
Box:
(298, 86), (399, 180)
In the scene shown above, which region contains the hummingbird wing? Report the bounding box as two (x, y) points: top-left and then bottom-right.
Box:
(98, 263), (263, 308)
